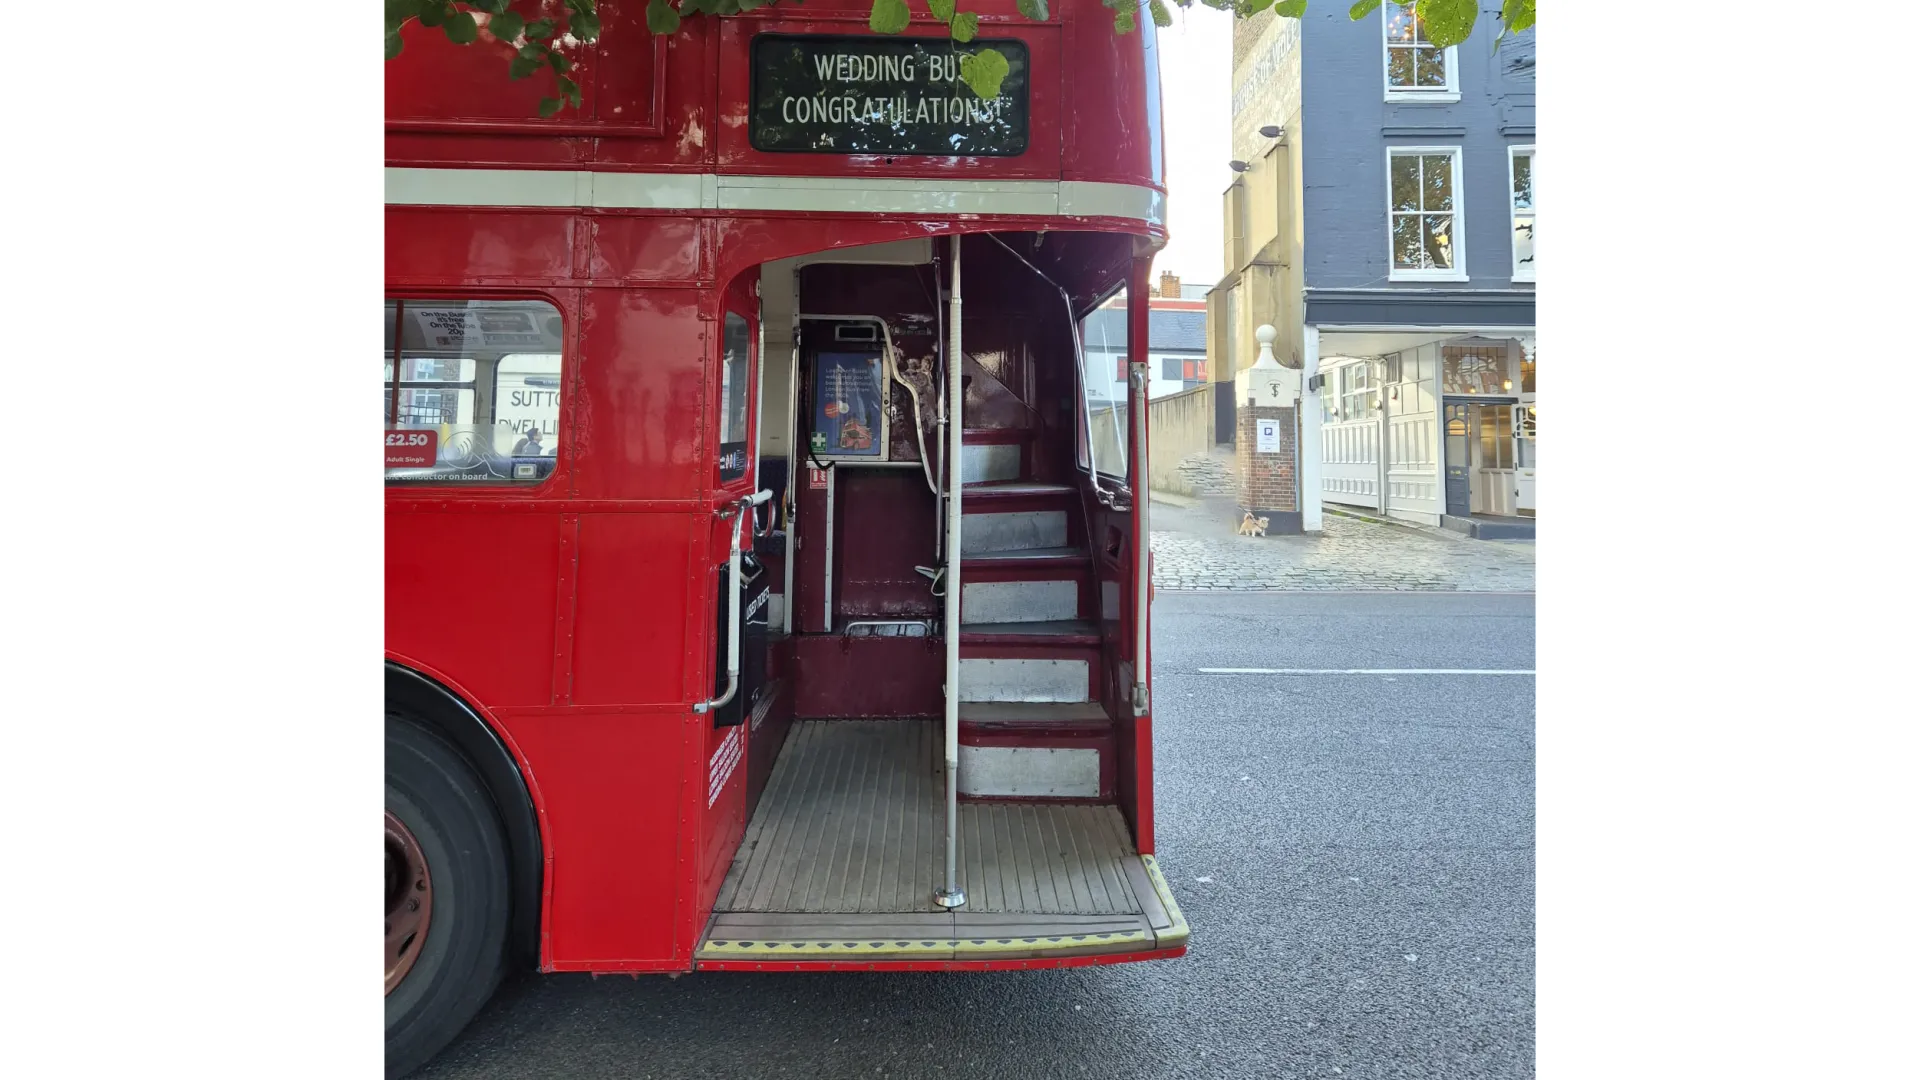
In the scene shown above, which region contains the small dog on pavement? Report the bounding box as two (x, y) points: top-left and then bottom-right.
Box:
(1236, 511), (1270, 537)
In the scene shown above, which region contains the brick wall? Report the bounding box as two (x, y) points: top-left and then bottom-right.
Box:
(1236, 403), (1297, 515)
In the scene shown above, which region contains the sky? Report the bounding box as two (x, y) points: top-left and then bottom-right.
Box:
(1153, 8), (1235, 292)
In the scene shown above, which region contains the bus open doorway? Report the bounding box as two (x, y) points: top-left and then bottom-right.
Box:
(700, 233), (1185, 968)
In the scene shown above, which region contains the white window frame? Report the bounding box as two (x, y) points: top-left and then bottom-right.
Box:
(1509, 144), (1536, 283)
(1385, 146), (1468, 283)
(1382, 3), (1460, 103)
(1338, 361), (1371, 421)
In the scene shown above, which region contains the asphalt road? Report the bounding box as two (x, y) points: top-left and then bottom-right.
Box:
(418, 592), (1535, 1080)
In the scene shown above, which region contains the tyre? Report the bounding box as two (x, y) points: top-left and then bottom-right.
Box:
(386, 713), (511, 1078)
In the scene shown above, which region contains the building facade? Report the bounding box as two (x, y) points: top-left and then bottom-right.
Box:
(1212, 4), (1536, 534)
(1084, 273), (1210, 403)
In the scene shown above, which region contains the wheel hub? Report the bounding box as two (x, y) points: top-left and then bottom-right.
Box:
(385, 810), (433, 995)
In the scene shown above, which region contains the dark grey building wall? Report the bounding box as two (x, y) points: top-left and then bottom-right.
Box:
(1299, 6), (1535, 298)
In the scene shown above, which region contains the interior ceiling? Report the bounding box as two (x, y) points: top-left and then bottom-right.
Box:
(762, 239), (936, 335)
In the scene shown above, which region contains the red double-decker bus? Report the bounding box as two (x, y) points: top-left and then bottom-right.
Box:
(385, 3), (1180, 1073)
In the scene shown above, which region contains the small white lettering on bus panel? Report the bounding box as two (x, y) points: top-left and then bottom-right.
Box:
(779, 93), (1005, 126)
(813, 53), (919, 82)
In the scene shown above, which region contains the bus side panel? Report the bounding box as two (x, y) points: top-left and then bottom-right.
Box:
(385, 4), (713, 173)
(572, 287), (711, 503)
(1060, 0), (1163, 192)
(385, 208), (578, 286)
(386, 511), (561, 709)
(570, 512), (697, 706)
(563, 284), (719, 965)
(503, 709), (690, 968)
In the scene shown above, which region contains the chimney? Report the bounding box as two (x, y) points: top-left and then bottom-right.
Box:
(1159, 271), (1180, 299)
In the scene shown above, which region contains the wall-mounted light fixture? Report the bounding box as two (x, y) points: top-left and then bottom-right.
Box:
(1259, 125), (1282, 138)
(1228, 160), (1249, 173)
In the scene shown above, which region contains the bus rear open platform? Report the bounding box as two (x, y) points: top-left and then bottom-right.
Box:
(697, 720), (1186, 966)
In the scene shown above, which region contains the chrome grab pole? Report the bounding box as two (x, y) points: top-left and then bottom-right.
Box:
(694, 488), (773, 715)
(934, 235), (966, 911)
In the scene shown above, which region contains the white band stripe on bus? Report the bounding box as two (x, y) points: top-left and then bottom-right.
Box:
(1197, 668), (1535, 676)
(385, 167), (1166, 225)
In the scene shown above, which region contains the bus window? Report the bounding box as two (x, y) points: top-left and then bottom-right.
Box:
(384, 298), (564, 485)
(1079, 293), (1130, 484)
(719, 311), (751, 483)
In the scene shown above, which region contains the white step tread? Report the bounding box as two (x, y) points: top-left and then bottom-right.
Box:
(959, 702), (1110, 724)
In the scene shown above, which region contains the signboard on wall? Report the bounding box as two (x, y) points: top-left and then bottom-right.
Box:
(1255, 418), (1281, 454)
(750, 34), (1030, 156)
(810, 352), (886, 460)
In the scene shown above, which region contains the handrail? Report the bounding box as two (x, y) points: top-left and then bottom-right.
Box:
(1129, 363), (1151, 716)
(694, 488), (773, 716)
(840, 619), (934, 638)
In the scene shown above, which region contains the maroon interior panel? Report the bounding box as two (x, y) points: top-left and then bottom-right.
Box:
(792, 475), (827, 633)
(1084, 489), (1147, 851)
(744, 673), (795, 821)
(835, 470), (940, 621)
(792, 636), (944, 718)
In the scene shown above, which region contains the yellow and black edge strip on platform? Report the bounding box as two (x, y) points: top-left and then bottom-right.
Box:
(697, 928), (1157, 962)
(1139, 853), (1190, 950)
(698, 859), (1190, 962)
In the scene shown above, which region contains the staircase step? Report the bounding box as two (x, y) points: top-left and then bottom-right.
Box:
(959, 619), (1100, 646)
(959, 443), (1022, 484)
(959, 427), (1027, 443)
(960, 701), (1111, 732)
(959, 510), (1068, 554)
(961, 578), (1079, 624)
(958, 702), (1114, 799)
(963, 480), (1076, 499)
(958, 657), (1091, 703)
(958, 742), (1109, 800)
(962, 546), (1085, 568)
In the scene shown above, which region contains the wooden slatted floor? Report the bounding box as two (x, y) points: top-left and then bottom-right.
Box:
(714, 720), (1144, 916)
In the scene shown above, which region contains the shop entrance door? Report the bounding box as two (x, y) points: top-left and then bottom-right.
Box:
(1443, 401), (1471, 517)
(1514, 403), (1536, 516)
(1472, 402), (1517, 516)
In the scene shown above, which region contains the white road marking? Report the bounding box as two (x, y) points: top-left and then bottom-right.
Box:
(1197, 667), (1534, 676)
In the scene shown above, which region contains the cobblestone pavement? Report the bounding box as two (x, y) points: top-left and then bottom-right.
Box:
(1151, 498), (1535, 592)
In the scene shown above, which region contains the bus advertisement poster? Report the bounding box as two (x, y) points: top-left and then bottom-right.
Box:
(811, 352), (884, 458)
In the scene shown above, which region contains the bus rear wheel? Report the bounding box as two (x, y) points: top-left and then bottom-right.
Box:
(385, 714), (510, 1079)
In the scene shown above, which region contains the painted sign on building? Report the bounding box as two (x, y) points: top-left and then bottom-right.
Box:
(1256, 418), (1281, 454)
